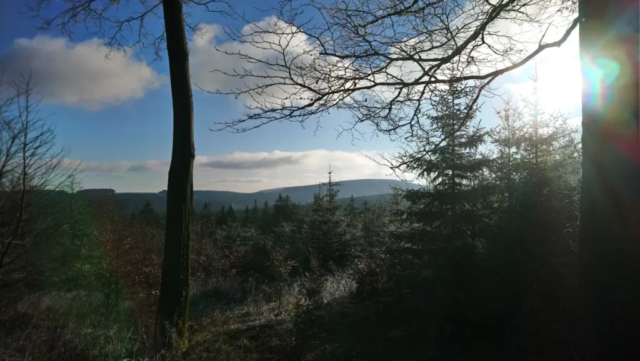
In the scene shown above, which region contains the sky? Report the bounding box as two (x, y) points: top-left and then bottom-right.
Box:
(0, 0), (582, 193)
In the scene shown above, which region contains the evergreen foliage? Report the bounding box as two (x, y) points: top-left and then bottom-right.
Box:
(2, 86), (583, 360)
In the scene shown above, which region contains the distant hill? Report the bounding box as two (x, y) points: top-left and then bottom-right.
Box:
(80, 179), (421, 214)
(77, 189), (116, 197)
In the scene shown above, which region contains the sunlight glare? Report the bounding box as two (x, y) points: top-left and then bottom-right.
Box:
(506, 33), (582, 114)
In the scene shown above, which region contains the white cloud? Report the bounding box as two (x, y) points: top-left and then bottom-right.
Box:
(63, 159), (169, 174)
(212, 178), (269, 183)
(0, 36), (162, 109)
(196, 150), (308, 169)
(189, 17), (320, 106)
(69, 149), (393, 192)
(195, 150), (389, 180)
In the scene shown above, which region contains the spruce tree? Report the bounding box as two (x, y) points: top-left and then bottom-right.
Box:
(391, 84), (490, 351)
(250, 200), (260, 229)
(225, 205), (237, 224)
(241, 206), (251, 228)
(273, 194), (296, 226)
(139, 201), (160, 227)
(397, 83), (489, 245)
(273, 194), (286, 225)
(492, 81), (581, 349)
(216, 206), (227, 228)
(304, 172), (349, 272)
(490, 99), (525, 207)
(344, 195), (358, 219)
(260, 201), (271, 233)
(360, 200), (370, 215)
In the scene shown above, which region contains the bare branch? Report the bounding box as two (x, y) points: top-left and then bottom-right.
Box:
(0, 74), (77, 288)
(26, 0), (233, 60)
(207, 0), (579, 141)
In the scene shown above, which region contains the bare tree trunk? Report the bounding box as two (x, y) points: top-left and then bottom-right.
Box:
(579, 0), (640, 359)
(156, 0), (195, 350)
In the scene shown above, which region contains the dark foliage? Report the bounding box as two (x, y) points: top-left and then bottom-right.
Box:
(1, 85), (583, 360)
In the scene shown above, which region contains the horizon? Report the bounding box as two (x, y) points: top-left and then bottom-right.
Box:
(78, 177), (420, 194)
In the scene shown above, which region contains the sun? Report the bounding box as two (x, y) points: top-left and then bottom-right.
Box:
(507, 32), (582, 117)
(535, 53), (582, 113)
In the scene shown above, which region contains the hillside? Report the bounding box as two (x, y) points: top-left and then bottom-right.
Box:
(78, 178), (421, 213)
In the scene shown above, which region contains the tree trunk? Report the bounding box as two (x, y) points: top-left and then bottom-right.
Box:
(156, 0), (195, 350)
(579, 0), (640, 359)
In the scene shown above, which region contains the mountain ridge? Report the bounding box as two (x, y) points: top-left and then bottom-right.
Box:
(79, 178), (421, 213)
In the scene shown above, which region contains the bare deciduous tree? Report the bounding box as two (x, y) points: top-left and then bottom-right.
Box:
(0, 74), (74, 289)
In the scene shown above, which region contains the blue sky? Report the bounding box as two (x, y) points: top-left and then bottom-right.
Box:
(0, 0), (581, 192)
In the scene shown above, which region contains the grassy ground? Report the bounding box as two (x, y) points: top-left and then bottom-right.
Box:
(0, 273), (361, 361)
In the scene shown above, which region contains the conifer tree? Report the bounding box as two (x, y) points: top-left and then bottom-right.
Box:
(344, 195), (358, 219)
(396, 83), (489, 245)
(260, 201), (271, 233)
(225, 205), (237, 224)
(241, 206), (251, 228)
(272, 194), (286, 225)
(304, 172), (349, 271)
(490, 99), (525, 207)
(139, 201), (160, 227)
(216, 206), (227, 228)
(482, 85), (582, 354)
(360, 200), (370, 215)
(250, 200), (260, 229)
(273, 194), (297, 226)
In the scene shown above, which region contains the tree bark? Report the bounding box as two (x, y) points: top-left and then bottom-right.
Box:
(156, 0), (195, 350)
(579, 0), (640, 359)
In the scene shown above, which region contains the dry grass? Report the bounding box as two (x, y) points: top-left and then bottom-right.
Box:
(0, 270), (361, 361)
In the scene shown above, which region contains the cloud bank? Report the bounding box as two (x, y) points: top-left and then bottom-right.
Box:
(198, 151), (308, 170)
(70, 150), (393, 192)
(0, 36), (162, 109)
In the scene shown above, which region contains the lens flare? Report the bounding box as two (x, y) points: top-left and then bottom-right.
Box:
(582, 56), (620, 116)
